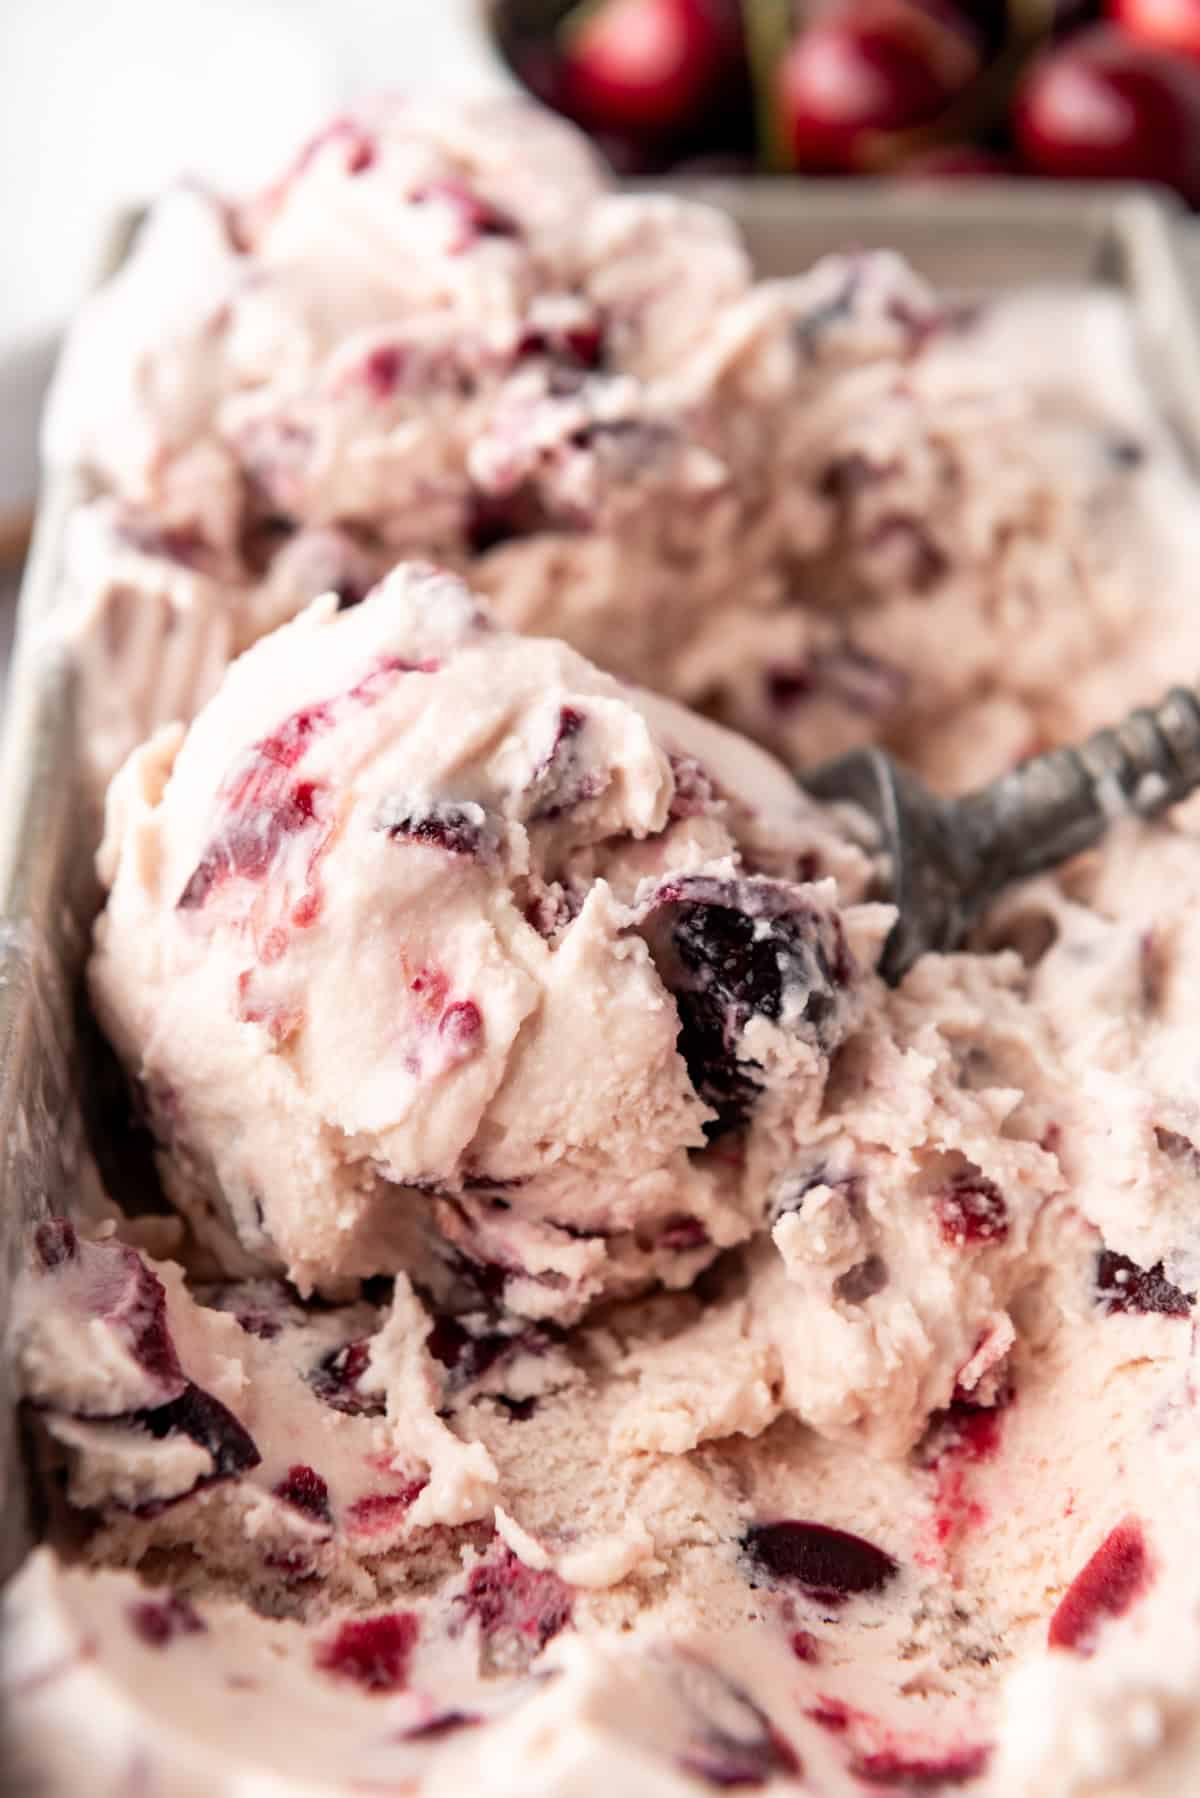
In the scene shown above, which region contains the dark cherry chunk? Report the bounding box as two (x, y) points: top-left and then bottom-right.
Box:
(458, 1549), (573, 1655)
(34, 1219), (78, 1269)
(742, 1522), (898, 1604)
(273, 1464), (333, 1527)
(1154, 1125), (1200, 1174)
(765, 646), (908, 721)
(118, 1257), (188, 1392)
(381, 798), (493, 858)
(34, 1231), (186, 1409)
(834, 1255), (889, 1305)
(526, 705), (595, 821)
(934, 1173), (1008, 1247)
(466, 483), (558, 554)
(852, 1745), (990, 1788)
(425, 1315), (513, 1388)
(682, 1724), (801, 1789)
(516, 318), (607, 371)
(315, 1612), (419, 1692)
(1095, 1250), (1193, 1318)
(640, 876), (853, 1137)
(137, 1382), (261, 1481)
(307, 1338), (385, 1417)
(127, 1593), (207, 1649)
(1048, 1519), (1150, 1654)
(400, 1710), (481, 1741)
(675, 1660), (802, 1790)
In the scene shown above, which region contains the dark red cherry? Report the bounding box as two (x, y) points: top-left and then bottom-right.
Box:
(1014, 24), (1200, 205)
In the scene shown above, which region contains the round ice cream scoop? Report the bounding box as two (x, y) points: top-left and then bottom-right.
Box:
(89, 565), (880, 1317)
(804, 685), (1200, 982)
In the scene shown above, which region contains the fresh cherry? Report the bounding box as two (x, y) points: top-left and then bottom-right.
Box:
(558, 0), (744, 139)
(1013, 24), (1200, 205)
(1109, 0), (1200, 59)
(776, 1), (981, 174)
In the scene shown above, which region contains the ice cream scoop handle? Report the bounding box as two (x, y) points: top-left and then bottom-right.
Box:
(953, 685), (1200, 896)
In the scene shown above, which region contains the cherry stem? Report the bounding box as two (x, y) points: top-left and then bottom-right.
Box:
(742, 0), (797, 171)
(556, 0), (612, 48)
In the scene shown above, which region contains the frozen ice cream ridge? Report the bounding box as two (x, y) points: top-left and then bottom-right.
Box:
(88, 562), (878, 1316)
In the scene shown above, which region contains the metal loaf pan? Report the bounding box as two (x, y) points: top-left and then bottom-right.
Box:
(2, 182), (1200, 1587)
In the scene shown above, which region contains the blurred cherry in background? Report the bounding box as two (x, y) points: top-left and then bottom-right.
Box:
(505, 0), (753, 169)
(774, 2), (980, 172)
(1014, 23), (1200, 202)
(493, 0), (1200, 202)
(557, 0), (744, 133)
(1109, 0), (1200, 58)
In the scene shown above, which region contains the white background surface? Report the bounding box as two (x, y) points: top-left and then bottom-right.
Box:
(0, 0), (510, 522)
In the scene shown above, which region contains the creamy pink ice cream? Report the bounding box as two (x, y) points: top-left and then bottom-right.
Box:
(13, 555), (1200, 1794)
(7, 807), (1200, 1795)
(44, 95), (1198, 795)
(9, 88), (1200, 1798)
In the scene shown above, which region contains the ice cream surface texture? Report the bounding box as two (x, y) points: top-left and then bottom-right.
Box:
(12, 563), (1200, 1795)
(45, 94), (1197, 793)
(9, 89), (1200, 1798)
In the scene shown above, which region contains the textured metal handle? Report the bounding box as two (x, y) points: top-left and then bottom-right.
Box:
(954, 685), (1200, 898)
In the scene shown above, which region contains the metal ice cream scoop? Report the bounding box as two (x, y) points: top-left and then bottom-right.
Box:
(801, 685), (1200, 984)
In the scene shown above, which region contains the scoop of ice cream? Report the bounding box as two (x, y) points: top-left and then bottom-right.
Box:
(48, 96), (1189, 797)
(89, 563), (876, 1314)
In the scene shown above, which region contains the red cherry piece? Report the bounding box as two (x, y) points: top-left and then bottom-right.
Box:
(314, 1612), (419, 1692)
(1110, 0), (1200, 60)
(127, 1594), (206, 1649)
(933, 1172), (1008, 1247)
(560, 0), (736, 137)
(345, 1483), (427, 1534)
(1014, 24), (1200, 205)
(776, 1), (981, 175)
(458, 1549), (573, 1652)
(1048, 1518), (1150, 1652)
(272, 1464), (333, 1527)
(852, 1745), (990, 1786)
